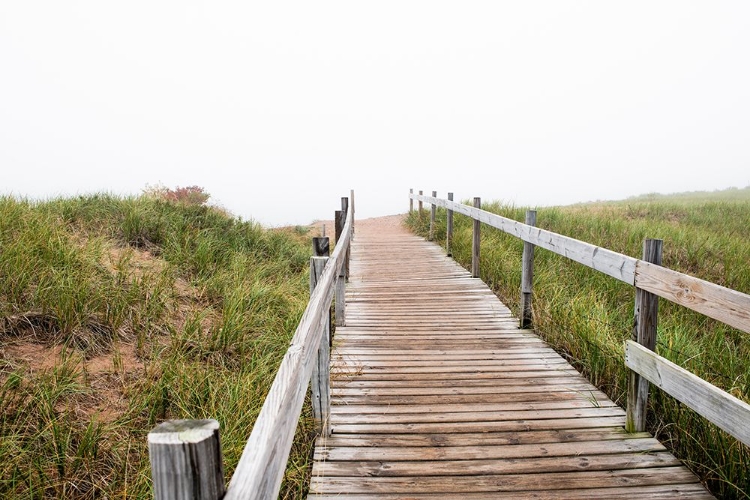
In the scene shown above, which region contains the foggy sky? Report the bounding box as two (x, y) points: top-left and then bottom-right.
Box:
(2, 2), (749, 226)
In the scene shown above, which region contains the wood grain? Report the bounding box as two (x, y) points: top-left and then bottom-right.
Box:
(625, 340), (750, 446)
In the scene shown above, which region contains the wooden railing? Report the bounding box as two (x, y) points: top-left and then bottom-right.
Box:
(410, 190), (750, 447)
(147, 195), (354, 500)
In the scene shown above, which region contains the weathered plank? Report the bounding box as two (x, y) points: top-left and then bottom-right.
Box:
(635, 260), (750, 334)
(625, 340), (750, 446)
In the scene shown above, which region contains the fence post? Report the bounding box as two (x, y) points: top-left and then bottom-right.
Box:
(418, 190), (424, 218)
(446, 192), (454, 257)
(148, 419), (225, 500)
(334, 211), (346, 328)
(429, 191), (437, 241)
(350, 189), (355, 235)
(626, 238), (663, 433)
(310, 240), (331, 436)
(341, 197), (350, 280)
(520, 210), (537, 329)
(409, 188), (413, 213)
(471, 197), (481, 278)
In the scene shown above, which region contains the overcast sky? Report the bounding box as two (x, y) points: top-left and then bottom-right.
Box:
(2, 2), (749, 226)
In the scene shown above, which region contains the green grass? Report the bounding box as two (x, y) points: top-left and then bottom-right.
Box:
(0, 194), (315, 498)
(407, 190), (750, 499)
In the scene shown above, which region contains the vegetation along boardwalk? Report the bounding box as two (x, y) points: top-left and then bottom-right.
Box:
(308, 217), (713, 499)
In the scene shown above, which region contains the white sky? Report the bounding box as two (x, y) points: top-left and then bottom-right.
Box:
(2, 2), (749, 226)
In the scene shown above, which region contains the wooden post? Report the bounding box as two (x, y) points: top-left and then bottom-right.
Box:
(446, 192), (454, 257)
(409, 188), (413, 213)
(334, 210), (346, 328)
(429, 191), (437, 241)
(341, 197), (350, 280)
(626, 238), (663, 433)
(310, 253), (331, 436)
(148, 419), (225, 500)
(350, 189), (355, 235)
(418, 190), (423, 218)
(313, 236), (332, 346)
(520, 210), (537, 329)
(471, 197), (481, 278)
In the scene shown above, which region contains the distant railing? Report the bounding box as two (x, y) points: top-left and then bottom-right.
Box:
(147, 194), (354, 500)
(410, 189), (750, 447)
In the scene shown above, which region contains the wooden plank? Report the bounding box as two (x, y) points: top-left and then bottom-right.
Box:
(309, 467), (699, 494)
(313, 452), (679, 478)
(330, 416), (628, 434)
(635, 260), (750, 334)
(310, 483), (714, 499)
(625, 340), (750, 446)
(316, 428), (651, 447)
(315, 439), (666, 462)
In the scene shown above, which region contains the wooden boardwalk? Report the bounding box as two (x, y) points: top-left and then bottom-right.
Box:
(308, 219), (713, 499)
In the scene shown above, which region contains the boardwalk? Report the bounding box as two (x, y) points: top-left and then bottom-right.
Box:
(308, 217), (712, 499)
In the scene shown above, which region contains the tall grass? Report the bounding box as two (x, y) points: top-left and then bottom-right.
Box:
(407, 195), (750, 499)
(0, 194), (315, 498)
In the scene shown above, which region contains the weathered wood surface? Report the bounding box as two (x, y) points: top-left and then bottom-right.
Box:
(148, 419), (225, 500)
(308, 218), (712, 498)
(625, 340), (750, 447)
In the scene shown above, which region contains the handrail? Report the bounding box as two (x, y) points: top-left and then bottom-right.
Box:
(147, 198), (354, 500)
(224, 206), (352, 499)
(410, 190), (750, 447)
(411, 192), (750, 332)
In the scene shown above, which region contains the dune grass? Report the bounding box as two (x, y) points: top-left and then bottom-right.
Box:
(0, 193), (315, 498)
(406, 190), (750, 499)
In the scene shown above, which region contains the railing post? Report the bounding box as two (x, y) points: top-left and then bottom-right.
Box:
(471, 197), (481, 278)
(350, 189), (355, 235)
(418, 190), (424, 218)
(626, 238), (663, 433)
(341, 197), (350, 280)
(429, 191), (437, 241)
(310, 240), (331, 436)
(334, 211), (346, 328)
(148, 419), (225, 500)
(409, 188), (414, 213)
(520, 210), (537, 329)
(446, 192), (454, 257)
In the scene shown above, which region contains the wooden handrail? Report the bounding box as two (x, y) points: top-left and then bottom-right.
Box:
(410, 190), (750, 447)
(148, 197), (354, 500)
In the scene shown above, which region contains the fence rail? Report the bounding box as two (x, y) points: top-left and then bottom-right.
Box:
(410, 190), (750, 447)
(148, 195), (354, 500)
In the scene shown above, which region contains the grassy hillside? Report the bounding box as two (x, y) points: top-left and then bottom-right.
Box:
(406, 190), (750, 499)
(0, 193), (315, 498)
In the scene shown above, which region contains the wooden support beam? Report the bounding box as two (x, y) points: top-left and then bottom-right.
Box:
(626, 239), (663, 433)
(520, 210), (537, 329)
(429, 191), (437, 241)
(409, 188), (413, 213)
(148, 419), (224, 500)
(471, 197), (481, 278)
(310, 255), (331, 436)
(446, 192), (454, 257)
(418, 190), (424, 218)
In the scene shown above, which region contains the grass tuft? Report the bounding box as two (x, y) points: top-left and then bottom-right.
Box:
(0, 193), (315, 498)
